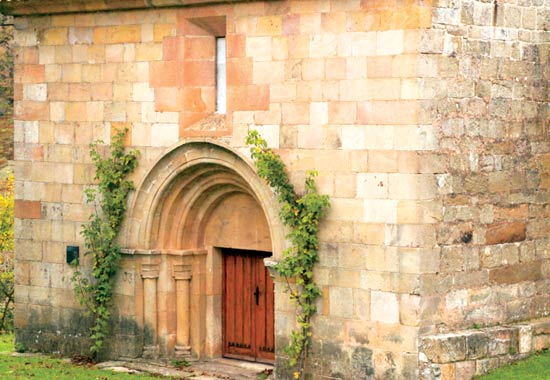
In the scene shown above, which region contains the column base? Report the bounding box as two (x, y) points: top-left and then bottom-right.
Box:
(142, 345), (159, 359)
(175, 345), (193, 359)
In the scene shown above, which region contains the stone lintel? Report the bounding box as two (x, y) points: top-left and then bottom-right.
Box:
(160, 249), (208, 257)
(0, 0), (277, 16)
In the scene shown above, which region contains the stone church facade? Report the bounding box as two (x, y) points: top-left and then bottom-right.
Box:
(1, 0), (548, 379)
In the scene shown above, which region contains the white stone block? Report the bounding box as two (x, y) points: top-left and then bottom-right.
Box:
(50, 102), (65, 122)
(151, 123), (179, 147)
(371, 290), (399, 324)
(519, 325), (532, 354)
(364, 125), (394, 150)
(357, 173), (389, 199)
(351, 32), (377, 57)
(341, 126), (365, 150)
(246, 36), (272, 61)
(14, 30), (38, 47)
(22, 120), (39, 144)
(23, 84), (48, 102)
(376, 30), (404, 56)
(388, 173), (437, 200)
(363, 199), (397, 223)
(310, 34), (337, 58)
(133, 82), (155, 102)
(14, 120), (25, 143)
(310, 102), (328, 125)
(131, 123), (151, 146)
(394, 125), (438, 151)
(87, 102), (104, 122)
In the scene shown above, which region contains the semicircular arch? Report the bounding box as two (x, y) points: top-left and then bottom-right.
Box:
(121, 139), (284, 260)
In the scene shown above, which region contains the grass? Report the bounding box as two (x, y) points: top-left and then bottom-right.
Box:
(475, 350), (550, 380)
(0, 334), (177, 380)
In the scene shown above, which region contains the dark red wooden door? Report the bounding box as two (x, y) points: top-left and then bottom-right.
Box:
(223, 249), (275, 363)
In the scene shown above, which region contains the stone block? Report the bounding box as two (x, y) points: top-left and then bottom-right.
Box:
(377, 30), (404, 56)
(466, 332), (489, 360)
(136, 43), (163, 62)
(398, 200), (442, 224)
(400, 248), (440, 274)
(363, 199), (397, 224)
(132, 82), (155, 102)
(388, 173), (437, 200)
(422, 334), (466, 364)
(227, 85), (270, 111)
(341, 126), (366, 150)
(23, 83), (48, 102)
(371, 290), (399, 324)
(518, 325), (532, 354)
(68, 27), (94, 45)
(357, 173), (389, 199)
(41, 28), (68, 46)
(94, 25), (142, 44)
(328, 101), (356, 123)
(489, 261), (541, 285)
(151, 123), (178, 147)
(15, 200), (42, 219)
(328, 286), (353, 318)
(14, 101), (50, 121)
(333, 172), (356, 198)
(357, 101), (418, 125)
(400, 293), (421, 326)
(61, 64), (82, 83)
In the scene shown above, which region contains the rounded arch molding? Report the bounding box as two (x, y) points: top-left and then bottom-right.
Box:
(120, 139), (284, 261)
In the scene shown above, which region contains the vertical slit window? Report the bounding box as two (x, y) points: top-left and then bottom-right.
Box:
(216, 37), (226, 114)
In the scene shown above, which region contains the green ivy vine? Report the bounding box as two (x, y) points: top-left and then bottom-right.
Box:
(71, 128), (138, 358)
(246, 130), (330, 379)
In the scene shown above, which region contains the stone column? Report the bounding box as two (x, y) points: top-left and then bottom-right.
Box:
(142, 264), (159, 359)
(173, 264), (192, 357)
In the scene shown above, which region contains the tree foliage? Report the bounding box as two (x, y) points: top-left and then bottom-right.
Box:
(246, 131), (330, 380)
(71, 129), (138, 357)
(0, 14), (13, 167)
(0, 171), (14, 333)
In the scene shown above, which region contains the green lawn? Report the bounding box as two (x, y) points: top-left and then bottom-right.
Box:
(0, 334), (176, 380)
(474, 351), (550, 380)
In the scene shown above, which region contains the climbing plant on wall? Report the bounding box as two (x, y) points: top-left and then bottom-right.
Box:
(246, 130), (330, 379)
(71, 128), (138, 358)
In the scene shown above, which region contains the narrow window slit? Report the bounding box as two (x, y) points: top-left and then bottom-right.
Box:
(216, 37), (226, 114)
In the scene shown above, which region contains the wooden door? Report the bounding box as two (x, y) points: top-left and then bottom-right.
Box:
(223, 249), (275, 363)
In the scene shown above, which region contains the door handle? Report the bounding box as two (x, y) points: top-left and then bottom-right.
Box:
(254, 286), (260, 305)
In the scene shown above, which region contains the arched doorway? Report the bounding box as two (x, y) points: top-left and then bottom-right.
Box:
(119, 140), (283, 362)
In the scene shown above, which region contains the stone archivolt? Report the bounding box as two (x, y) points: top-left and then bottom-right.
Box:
(118, 140), (282, 359)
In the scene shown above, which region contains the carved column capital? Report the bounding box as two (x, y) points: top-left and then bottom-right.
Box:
(173, 264), (192, 281)
(141, 263), (160, 279)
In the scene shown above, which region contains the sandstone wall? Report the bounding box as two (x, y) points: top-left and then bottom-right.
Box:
(10, 0), (549, 379)
(418, 0), (549, 378)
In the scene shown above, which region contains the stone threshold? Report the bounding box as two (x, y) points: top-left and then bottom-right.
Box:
(97, 357), (273, 380)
